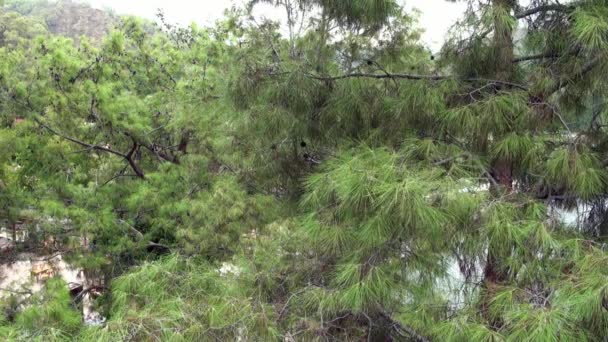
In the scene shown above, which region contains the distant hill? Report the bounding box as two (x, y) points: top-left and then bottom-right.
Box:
(4, 0), (117, 41)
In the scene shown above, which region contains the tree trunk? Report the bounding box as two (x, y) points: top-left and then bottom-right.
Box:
(315, 10), (329, 72)
(493, 0), (515, 82)
(11, 222), (17, 243)
(485, 0), (515, 286)
(490, 0), (515, 189)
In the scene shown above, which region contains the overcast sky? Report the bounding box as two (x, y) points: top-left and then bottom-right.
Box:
(84, 0), (468, 51)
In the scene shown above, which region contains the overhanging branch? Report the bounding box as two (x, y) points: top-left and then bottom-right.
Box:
(513, 52), (560, 63)
(36, 119), (146, 179)
(36, 119), (127, 159)
(306, 53), (603, 94)
(307, 71), (447, 81)
(124, 133), (146, 178)
(546, 55), (602, 95)
(515, 4), (576, 19)
(141, 143), (180, 164)
(379, 311), (431, 342)
(306, 72), (529, 91)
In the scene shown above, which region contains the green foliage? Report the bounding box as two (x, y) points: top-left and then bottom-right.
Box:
(175, 175), (281, 258)
(1, 278), (82, 340)
(545, 146), (608, 199)
(572, 5), (608, 52)
(2, 0), (608, 341)
(297, 146), (482, 321)
(5, 0), (116, 41)
(82, 256), (280, 341)
(0, 10), (48, 47)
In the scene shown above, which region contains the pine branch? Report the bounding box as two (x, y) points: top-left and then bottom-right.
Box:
(36, 119), (146, 179)
(98, 165), (138, 188)
(515, 3), (576, 19)
(141, 143), (180, 164)
(484, 170), (500, 188)
(147, 241), (171, 252)
(546, 55), (602, 95)
(306, 72), (529, 91)
(117, 220), (172, 253)
(306, 71), (447, 81)
(278, 288), (309, 320)
(379, 311), (430, 342)
(72, 285), (108, 304)
(36, 119), (128, 159)
(513, 52), (560, 63)
(125, 135), (146, 178)
(118, 219), (145, 241)
(433, 153), (472, 166)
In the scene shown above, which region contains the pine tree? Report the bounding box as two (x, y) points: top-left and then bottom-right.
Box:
(1, 0), (608, 341)
(235, 0), (608, 340)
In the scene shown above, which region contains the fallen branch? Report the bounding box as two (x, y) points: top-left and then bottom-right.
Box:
(72, 285), (108, 304)
(146, 241), (171, 253)
(484, 170), (500, 188)
(433, 153), (471, 166)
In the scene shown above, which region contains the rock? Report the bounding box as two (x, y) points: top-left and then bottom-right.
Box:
(0, 237), (14, 253)
(84, 311), (106, 326)
(31, 262), (55, 282)
(218, 262), (241, 277)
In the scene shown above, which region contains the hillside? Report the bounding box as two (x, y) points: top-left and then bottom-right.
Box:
(4, 0), (116, 41)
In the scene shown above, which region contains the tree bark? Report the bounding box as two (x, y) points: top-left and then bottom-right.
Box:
(11, 222), (16, 243)
(493, 0), (515, 83)
(490, 0), (515, 189)
(484, 0), (515, 289)
(125, 135), (146, 179)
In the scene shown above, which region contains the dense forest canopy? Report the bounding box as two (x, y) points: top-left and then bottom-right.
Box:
(1, 0), (608, 340)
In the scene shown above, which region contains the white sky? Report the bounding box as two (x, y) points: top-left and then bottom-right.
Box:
(84, 0), (468, 52)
